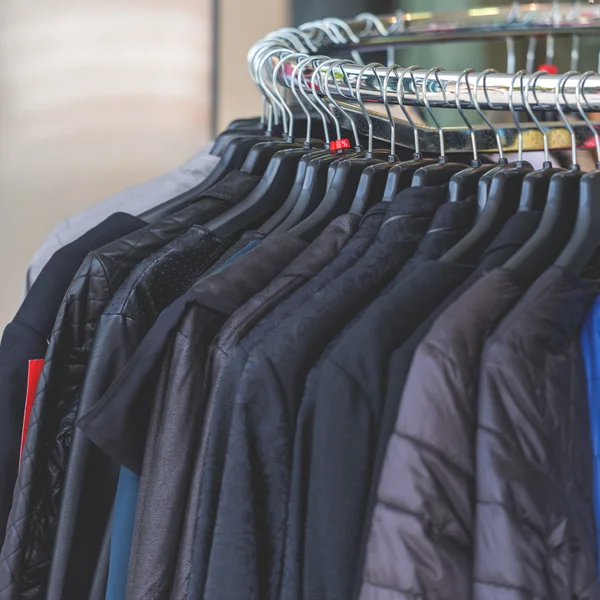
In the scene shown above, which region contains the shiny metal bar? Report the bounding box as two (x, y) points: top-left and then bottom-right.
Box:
(280, 62), (600, 112)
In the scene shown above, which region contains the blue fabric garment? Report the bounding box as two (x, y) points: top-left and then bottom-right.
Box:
(215, 240), (262, 271)
(580, 295), (600, 571)
(105, 468), (140, 600)
(103, 242), (259, 599)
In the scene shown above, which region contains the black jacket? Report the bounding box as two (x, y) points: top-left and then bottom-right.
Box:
(0, 213), (144, 551)
(0, 171), (259, 600)
(281, 198), (476, 600)
(184, 203), (389, 600)
(47, 223), (234, 600)
(171, 214), (360, 600)
(201, 187), (444, 600)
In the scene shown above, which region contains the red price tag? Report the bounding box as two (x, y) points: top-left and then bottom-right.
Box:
(20, 359), (44, 468)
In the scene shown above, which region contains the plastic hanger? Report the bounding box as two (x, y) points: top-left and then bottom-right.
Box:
(517, 71), (566, 210)
(261, 55), (338, 234)
(239, 47), (324, 176)
(289, 61), (388, 241)
(474, 70), (532, 210)
(448, 69), (497, 202)
(556, 71), (600, 274)
(349, 62), (400, 213)
(441, 70), (534, 264)
(506, 71), (584, 281)
(411, 67), (469, 187)
(139, 47), (287, 223)
(380, 65), (438, 201)
(270, 58), (358, 233)
(205, 51), (322, 239)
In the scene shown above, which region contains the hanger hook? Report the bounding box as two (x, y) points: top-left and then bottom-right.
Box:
(383, 64), (399, 160)
(272, 52), (306, 141)
(576, 71), (600, 166)
(422, 67), (448, 160)
(472, 69), (504, 161)
(322, 59), (348, 141)
(289, 55), (321, 145)
(314, 58), (350, 143)
(455, 68), (478, 162)
(307, 57), (340, 146)
(555, 71), (580, 168)
(356, 62), (384, 157)
(254, 45), (292, 133)
(524, 70), (550, 164)
(323, 59), (361, 149)
(508, 70), (527, 163)
(395, 65), (421, 156)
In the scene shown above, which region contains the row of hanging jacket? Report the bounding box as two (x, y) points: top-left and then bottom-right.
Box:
(4, 4), (600, 599)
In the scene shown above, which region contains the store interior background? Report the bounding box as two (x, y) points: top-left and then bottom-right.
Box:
(0, 0), (589, 329)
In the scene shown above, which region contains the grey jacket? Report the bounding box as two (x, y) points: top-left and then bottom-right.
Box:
(23, 143), (218, 295)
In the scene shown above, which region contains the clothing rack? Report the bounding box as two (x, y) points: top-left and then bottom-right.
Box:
(250, 3), (600, 153)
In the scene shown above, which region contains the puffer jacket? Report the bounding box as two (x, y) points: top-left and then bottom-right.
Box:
(473, 266), (600, 599)
(358, 268), (526, 600)
(0, 171), (259, 600)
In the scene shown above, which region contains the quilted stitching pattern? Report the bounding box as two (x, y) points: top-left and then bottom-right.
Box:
(0, 199), (230, 600)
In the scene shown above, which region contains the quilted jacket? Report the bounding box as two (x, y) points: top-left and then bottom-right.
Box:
(46, 224), (232, 600)
(0, 171), (259, 600)
(359, 269), (526, 600)
(473, 266), (600, 598)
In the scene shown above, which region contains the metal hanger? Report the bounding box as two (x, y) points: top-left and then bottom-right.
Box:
(506, 70), (584, 281)
(555, 70), (600, 274)
(517, 70), (566, 210)
(381, 65), (438, 201)
(448, 69), (497, 202)
(411, 67), (469, 187)
(441, 69), (534, 264)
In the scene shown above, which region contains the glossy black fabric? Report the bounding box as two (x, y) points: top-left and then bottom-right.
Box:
(172, 214), (360, 600)
(355, 209), (543, 597)
(123, 235), (307, 600)
(0, 213), (144, 551)
(474, 267), (600, 598)
(0, 170), (259, 600)
(48, 225), (233, 600)
(185, 203), (388, 600)
(280, 198), (478, 600)
(201, 186), (447, 600)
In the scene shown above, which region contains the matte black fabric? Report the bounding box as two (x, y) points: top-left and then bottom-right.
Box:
(172, 214), (360, 600)
(281, 198), (477, 600)
(48, 225), (232, 600)
(185, 202), (389, 600)
(0, 213), (144, 551)
(0, 170), (259, 600)
(360, 269), (526, 600)
(473, 267), (600, 599)
(202, 186), (446, 600)
(356, 209), (543, 597)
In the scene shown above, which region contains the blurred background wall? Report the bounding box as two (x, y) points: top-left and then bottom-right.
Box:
(0, 0), (288, 330)
(0, 0), (591, 329)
